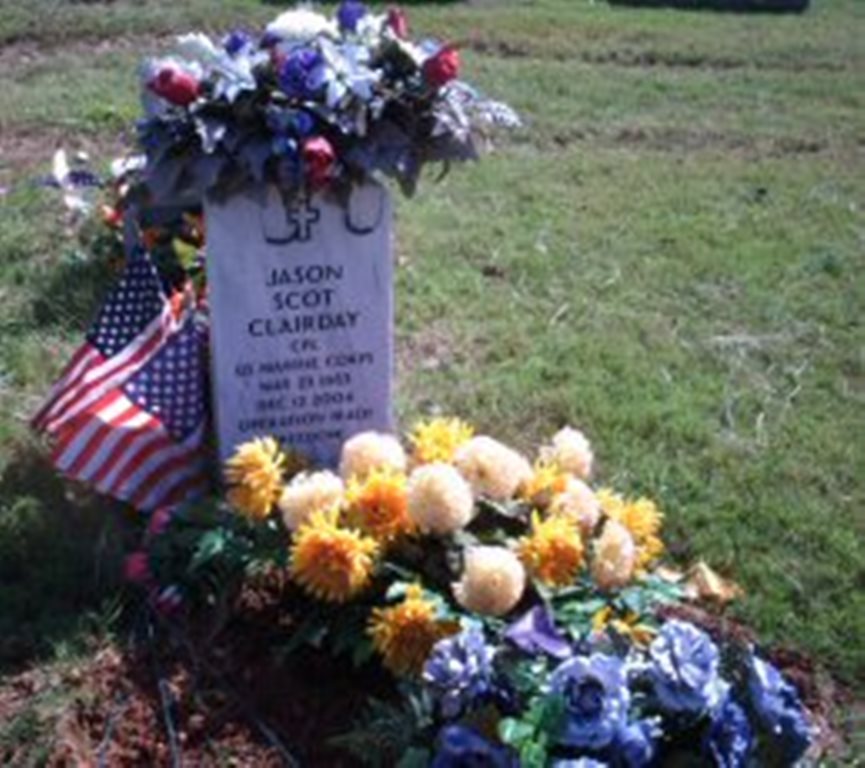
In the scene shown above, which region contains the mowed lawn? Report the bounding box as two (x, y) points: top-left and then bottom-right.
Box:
(0, 0), (863, 715)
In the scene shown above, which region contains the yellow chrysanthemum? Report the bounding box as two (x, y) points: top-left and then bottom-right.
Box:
(597, 489), (664, 569)
(345, 469), (413, 543)
(591, 606), (656, 647)
(409, 417), (474, 464)
(224, 437), (286, 520)
(518, 511), (585, 587)
(520, 460), (571, 509)
(369, 585), (459, 676)
(290, 508), (379, 602)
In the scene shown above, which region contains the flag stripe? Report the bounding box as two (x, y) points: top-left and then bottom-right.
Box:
(41, 310), (172, 434)
(51, 391), (125, 468)
(77, 409), (154, 482)
(63, 400), (139, 477)
(31, 346), (101, 431)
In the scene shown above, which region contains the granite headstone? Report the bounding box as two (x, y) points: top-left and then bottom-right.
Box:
(205, 183), (393, 467)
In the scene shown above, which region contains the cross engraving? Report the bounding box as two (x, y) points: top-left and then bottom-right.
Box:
(263, 196), (321, 245)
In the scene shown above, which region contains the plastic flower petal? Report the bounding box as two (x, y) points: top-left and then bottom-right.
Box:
(224, 436), (286, 520)
(278, 470), (344, 531)
(518, 511), (584, 588)
(542, 426), (594, 480)
(289, 508), (379, 602)
(454, 436), (532, 501)
(345, 468), (412, 543)
(648, 620), (729, 715)
(423, 626), (496, 718)
(369, 584), (458, 676)
(409, 417), (474, 464)
(705, 696), (754, 768)
(339, 430), (407, 481)
(431, 725), (517, 768)
(549, 477), (602, 538)
(453, 546), (525, 617)
(549, 653), (631, 750)
(591, 520), (637, 592)
(505, 605), (572, 659)
(748, 656), (812, 763)
(407, 463), (474, 535)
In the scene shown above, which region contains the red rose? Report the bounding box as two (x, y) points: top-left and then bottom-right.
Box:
(123, 551), (153, 586)
(149, 67), (200, 107)
(422, 44), (460, 90)
(302, 136), (336, 189)
(387, 7), (409, 39)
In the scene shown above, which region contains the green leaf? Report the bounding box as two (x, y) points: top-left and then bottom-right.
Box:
(498, 717), (535, 746)
(189, 529), (226, 571)
(396, 747), (430, 768)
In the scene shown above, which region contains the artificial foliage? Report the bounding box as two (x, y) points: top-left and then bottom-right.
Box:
(128, 421), (816, 766)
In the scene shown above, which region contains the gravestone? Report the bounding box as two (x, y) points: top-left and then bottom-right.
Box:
(205, 183), (393, 467)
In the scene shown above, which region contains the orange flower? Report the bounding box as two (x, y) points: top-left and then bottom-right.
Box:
(369, 585), (459, 676)
(518, 511), (584, 587)
(345, 469), (413, 543)
(290, 509), (378, 602)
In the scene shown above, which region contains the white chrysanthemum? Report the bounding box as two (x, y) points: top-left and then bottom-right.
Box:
(278, 471), (344, 531)
(549, 477), (601, 538)
(542, 427), (594, 480)
(453, 546), (526, 617)
(454, 436), (532, 501)
(266, 8), (337, 42)
(591, 520), (636, 592)
(407, 463), (474, 535)
(339, 431), (407, 481)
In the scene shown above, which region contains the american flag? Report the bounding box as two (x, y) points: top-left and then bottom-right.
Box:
(32, 248), (210, 510)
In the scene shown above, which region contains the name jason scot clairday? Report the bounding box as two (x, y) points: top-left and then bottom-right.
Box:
(249, 264), (360, 338)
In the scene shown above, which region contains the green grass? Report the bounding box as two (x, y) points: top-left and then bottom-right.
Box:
(0, 0), (863, 700)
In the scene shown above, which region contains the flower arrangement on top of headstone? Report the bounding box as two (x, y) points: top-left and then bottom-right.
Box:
(137, 3), (520, 472)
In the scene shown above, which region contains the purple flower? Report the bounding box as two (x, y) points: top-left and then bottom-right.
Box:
(705, 697), (753, 768)
(431, 725), (517, 768)
(223, 30), (251, 56)
(552, 761), (608, 768)
(615, 719), (660, 768)
(748, 656), (811, 764)
(337, 0), (367, 33)
(278, 48), (325, 101)
(423, 626), (495, 718)
(648, 620), (728, 715)
(549, 654), (630, 750)
(505, 605), (572, 660)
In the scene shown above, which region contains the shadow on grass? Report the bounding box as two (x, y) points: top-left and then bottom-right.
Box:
(0, 443), (138, 674)
(30, 252), (117, 334)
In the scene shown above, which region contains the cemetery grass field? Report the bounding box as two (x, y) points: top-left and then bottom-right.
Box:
(1, 0), (864, 756)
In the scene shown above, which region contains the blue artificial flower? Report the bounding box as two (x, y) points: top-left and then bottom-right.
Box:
(223, 30), (251, 56)
(748, 656), (811, 764)
(552, 760), (609, 768)
(705, 696), (753, 768)
(278, 47), (326, 101)
(549, 654), (631, 750)
(423, 626), (495, 719)
(615, 718), (660, 768)
(337, 0), (367, 33)
(431, 725), (517, 768)
(648, 620), (728, 715)
(505, 605), (572, 660)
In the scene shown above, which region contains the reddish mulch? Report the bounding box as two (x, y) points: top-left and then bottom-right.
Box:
(0, 587), (854, 766)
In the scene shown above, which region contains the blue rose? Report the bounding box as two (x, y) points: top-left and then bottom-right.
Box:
(278, 48), (325, 101)
(648, 620), (728, 715)
(705, 696), (753, 768)
(431, 725), (517, 768)
(552, 760), (609, 768)
(337, 0), (367, 33)
(549, 654), (630, 750)
(423, 626), (496, 719)
(748, 656), (811, 764)
(615, 718), (660, 768)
